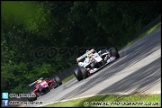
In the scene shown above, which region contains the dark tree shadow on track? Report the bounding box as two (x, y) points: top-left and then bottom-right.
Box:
(96, 57), (161, 94)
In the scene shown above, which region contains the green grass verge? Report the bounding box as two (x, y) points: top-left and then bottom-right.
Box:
(126, 22), (161, 47)
(43, 93), (161, 107)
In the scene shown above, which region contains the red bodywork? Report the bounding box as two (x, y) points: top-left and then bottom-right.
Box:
(33, 79), (54, 94)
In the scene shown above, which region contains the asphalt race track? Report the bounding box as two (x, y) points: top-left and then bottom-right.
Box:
(26, 27), (161, 107)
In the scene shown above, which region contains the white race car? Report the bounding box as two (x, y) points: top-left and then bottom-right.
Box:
(73, 47), (120, 81)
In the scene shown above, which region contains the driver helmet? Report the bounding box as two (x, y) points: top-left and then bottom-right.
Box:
(86, 50), (90, 57)
(37, 79), (42, 83)
(88, 53), (93, 57)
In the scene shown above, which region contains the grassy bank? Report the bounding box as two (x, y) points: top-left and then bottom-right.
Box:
(126, 22), (161, 47)
(43, 93), (161, 107)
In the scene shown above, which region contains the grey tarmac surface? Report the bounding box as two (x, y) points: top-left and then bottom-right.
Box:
(26, 27), (161, 107)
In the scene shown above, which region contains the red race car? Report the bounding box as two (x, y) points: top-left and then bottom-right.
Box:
(27, 76), (62, 101)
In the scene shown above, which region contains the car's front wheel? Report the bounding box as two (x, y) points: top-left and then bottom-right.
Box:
(80, 67), (89, 79)
(73, 66), (83, 81)
(27, 91), (37, 101)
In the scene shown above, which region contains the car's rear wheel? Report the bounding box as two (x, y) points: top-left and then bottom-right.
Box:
(73, 66), (83, 81)
(54, 76), (62, 86)
(109, 47), (120, 58)
(116, 52), (120, 59)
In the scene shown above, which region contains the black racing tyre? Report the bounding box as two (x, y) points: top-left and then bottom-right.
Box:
(109, 47), (120, 59)
(54, 76), (62, 85)
(46, 86), (50, 92)
(80, 67), (89, 79)
(116, 52), (120, 59)
(27, 92), (37, 101)
(109, 47), (118, 56)
(73, 66), (83, 81)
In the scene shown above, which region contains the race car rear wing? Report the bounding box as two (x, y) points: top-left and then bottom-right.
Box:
(76, 48), (95, 62)
(28, 77), (43, 87)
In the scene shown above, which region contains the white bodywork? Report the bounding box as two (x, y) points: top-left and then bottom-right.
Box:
(78, 52), (102, 68)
